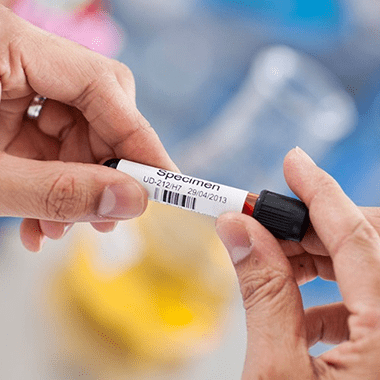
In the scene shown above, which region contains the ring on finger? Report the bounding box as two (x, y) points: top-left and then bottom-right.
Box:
(27, 95), (47, 120)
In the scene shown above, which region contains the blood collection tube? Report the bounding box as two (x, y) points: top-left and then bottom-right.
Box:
(103, 159), (309, 242)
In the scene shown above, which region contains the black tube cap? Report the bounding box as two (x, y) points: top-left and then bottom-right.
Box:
(103, 158), (120, 169)
(253, 190), (309, 242)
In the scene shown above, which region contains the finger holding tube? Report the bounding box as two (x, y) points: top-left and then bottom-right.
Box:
(284, 148), (380, 321)
(216, 212), (312, 379)
(216, 148), (380, 378)
(0, 5), (176, 172)
(0, 152), (147, 224)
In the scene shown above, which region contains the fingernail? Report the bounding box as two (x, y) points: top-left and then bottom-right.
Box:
(295, 146), (316, 165)
(63, 223), (73, 237)
(98, 183), (144, 219)
(216, 220), (252, 265)
(39, 235), (47, 252)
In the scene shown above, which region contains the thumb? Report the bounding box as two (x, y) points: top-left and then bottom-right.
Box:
(0, 153), (147, 222)
(216, 213), (311, 379)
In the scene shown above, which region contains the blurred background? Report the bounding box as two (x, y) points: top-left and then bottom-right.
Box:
(1, 0), (380, 378)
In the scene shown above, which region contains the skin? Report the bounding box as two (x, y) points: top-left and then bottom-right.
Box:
(216, 147), (380, 379)
(3, 6), (380, 375)
(0, 5), (177, 251)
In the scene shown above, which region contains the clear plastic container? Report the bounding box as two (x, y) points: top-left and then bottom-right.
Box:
(176, 45), (358, 194)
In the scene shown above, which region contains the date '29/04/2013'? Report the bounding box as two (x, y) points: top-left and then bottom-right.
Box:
(143, 176), (228, 205)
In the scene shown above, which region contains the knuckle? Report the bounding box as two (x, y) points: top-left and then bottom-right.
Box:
(349, 308), (380, 344)
(333, 219), (379, 257)
(71, 60), (114, 111)
(44, 171), (87, 220)
(116, 61), (134, 79)
(352, 222), (379, 247)
(112, 112), (155, 152)
(350, 308), (380, 333)
(72, 73), (105, 110)
(136, 111), (153, 132)
(240, 267), (292, 313)
(113, 60), (134, 81)
(112, 60), (136, 97)
(350, 219), (379, 243)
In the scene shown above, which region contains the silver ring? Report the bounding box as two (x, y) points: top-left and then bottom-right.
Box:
(27, 95), (47, 119)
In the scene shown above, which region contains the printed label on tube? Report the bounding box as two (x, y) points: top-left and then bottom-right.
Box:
(117, 160), (249, 218)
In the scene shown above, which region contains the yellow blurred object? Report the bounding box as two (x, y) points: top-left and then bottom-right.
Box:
(54, 202), (235, 370)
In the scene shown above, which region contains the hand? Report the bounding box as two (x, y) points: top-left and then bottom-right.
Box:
(216, 147), (380, 379)
(278, 207), (380, 289)
(0, 5), (176, 251)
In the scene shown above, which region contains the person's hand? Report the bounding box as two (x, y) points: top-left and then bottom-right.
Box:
(216, 147), (380, 379)
(0, 5), (177, 251)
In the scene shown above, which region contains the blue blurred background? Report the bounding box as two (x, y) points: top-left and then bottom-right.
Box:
(110, 0), (370, 359)
(2, 0), (380, 377)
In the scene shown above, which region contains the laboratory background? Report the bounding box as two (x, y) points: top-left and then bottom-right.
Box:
(0, 0), (379, 378)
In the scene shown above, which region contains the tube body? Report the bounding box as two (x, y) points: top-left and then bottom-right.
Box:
(106, 159), (250, 218)
(104, 159), (309, 242)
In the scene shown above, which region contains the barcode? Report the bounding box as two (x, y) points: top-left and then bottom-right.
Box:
(154, 188), (197, 210)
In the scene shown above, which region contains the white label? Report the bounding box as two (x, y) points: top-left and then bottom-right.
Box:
(116, 160), (249, 218)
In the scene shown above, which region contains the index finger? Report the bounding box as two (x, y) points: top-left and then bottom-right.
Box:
(284, 147), (380, 315)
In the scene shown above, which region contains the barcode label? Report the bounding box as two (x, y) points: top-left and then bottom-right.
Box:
(154, 188), (196, 210)
(116, 159), (249, 218)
